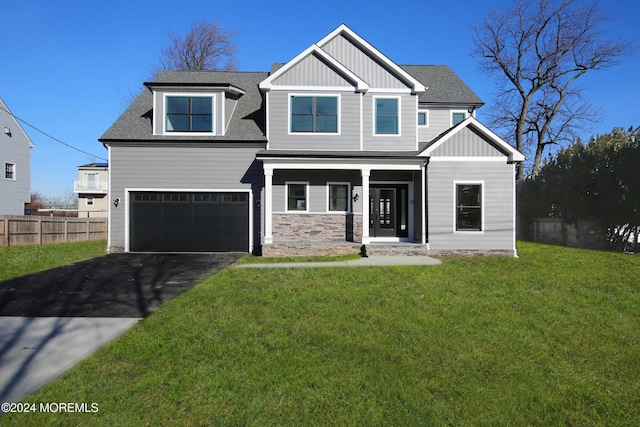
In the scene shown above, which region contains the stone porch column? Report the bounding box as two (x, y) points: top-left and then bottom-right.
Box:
(361, 168), (370, 244)
(264, 167), (273, 244)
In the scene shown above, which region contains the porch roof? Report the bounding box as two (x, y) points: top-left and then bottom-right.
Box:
(256, 149), (421, 160)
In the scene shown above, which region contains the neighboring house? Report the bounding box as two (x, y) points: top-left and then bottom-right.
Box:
(0, 97), (34, 215)
(100, 24), (524, 257)
(74, 162), (109, 217)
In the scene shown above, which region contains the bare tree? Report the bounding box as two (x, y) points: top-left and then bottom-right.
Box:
(155, 20), (237, 73)
(472, 0), (635, 180)
(120, 21), (238, 109)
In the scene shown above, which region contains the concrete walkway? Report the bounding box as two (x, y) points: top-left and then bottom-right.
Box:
(0, 317), (140, 404)
(236, 255), (442, 268)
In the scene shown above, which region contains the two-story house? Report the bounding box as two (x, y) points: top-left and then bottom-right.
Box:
(100, 25), (523, 256)
(0, 97), (34, 215)
(74, 162), (109, 217)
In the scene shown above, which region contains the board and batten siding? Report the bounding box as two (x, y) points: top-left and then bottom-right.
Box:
(427, 161), (516, 251)
(321, 35), (408, 89)
(108, 143), (265, 251)
(431, 127), (506, 157)
(267, 90), (362, 151)
(272, 53), (354, 87)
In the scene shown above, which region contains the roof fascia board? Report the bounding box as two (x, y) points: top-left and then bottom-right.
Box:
(317, 24), (427, 94)
(144, 82), (246, 96)
(421, 116), (525, 162)
(259, 44), (369, 93)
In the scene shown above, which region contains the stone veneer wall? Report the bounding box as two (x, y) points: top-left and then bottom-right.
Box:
(272, 213), (362, 243)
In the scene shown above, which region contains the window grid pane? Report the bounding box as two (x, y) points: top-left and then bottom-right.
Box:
(329, 184), (349, 211)
(456, 184), (482, 231)
(288, 184), (307, 211)
(291, 96), (338, 133)
(453, 112), (466, 125)
(166, 96), (213, 132)
(376, 99), (398, 134)
(5, 163), (15, 180)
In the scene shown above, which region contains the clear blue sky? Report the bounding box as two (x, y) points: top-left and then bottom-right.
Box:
(1, 0), (638, 198)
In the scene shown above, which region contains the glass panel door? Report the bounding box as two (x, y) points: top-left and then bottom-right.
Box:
(369, 184), (409, 238)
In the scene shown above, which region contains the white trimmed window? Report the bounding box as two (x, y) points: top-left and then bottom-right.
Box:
(451, 111), (467, 126)
(455, 183), (483, 232)
(327, 182), (351, 212)
(286, 182), (308, 212)
(418, 110), (429, 127)
(5, 163), (15, 180)
(165, 95), (214, 132)
(290, 95), (339, 133)
(374, 97), (400, 135)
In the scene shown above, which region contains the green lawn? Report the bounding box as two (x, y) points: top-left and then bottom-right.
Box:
(0, 240), (107, 281)
(3, 242), (640, 426)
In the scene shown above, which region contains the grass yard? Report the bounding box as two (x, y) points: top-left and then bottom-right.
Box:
(0, 240), (107, 281)
(3, 242), (640, 426)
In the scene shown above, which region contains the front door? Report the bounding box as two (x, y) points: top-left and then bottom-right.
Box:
(369, 185), (409, 238)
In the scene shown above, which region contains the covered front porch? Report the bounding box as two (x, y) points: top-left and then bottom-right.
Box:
(257, 152), (429, 257)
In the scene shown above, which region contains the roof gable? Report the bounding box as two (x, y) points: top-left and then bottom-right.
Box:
(317, 24), (426, 94)
(259, 45), (369, 93)
(420, 117), (525, 162)
(0, 97), (35, 149)
(259, 24), (426, 94)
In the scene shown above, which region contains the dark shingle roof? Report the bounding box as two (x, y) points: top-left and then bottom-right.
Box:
(100, 66), (482, 143)
(400, 65), (483, 106)
(99, 71), (269, 142)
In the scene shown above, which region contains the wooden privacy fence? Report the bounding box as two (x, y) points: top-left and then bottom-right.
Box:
(0, 215), (108, 247)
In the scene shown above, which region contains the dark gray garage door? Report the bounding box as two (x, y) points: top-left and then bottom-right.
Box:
(130, 192), (249, 252)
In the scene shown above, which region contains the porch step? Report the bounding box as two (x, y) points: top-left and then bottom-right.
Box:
(363, 243), (431, 257)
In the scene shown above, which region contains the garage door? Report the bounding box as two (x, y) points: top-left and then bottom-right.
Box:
(130, 192), (249, 252)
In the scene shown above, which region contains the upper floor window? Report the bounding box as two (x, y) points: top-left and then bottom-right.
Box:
(5, 163), (15, 180)
(166, 96), (213, 132)
(418, 110), (429, 127)
(290, 96), (338, 133)
(452, 111), (466, 126)
(375, 97), (399, 135)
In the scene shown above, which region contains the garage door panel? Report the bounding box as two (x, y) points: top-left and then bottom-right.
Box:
(130, 192), (249, 252)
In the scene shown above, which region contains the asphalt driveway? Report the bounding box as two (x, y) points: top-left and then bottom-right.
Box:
(0, 253), (242, 405)
(0, 253), (243, 318)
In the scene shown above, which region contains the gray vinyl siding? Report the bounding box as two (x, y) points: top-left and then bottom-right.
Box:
(427, 161), (515, 251)
(321, 35), (408, 89)
(272, 53), (354, 87)
(431, 127), (507, 157)
(224, 96), (238, 134)
(418, 108), (456, 142)
(108, 143), (265, 251)
(362, 93), (417, 151)
(0, 100), (31, 215)
(272, 170), (362, 214)
(268, 90), (361, 150)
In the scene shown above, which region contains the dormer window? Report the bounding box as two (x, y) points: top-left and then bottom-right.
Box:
(166, 96), (214, 132)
